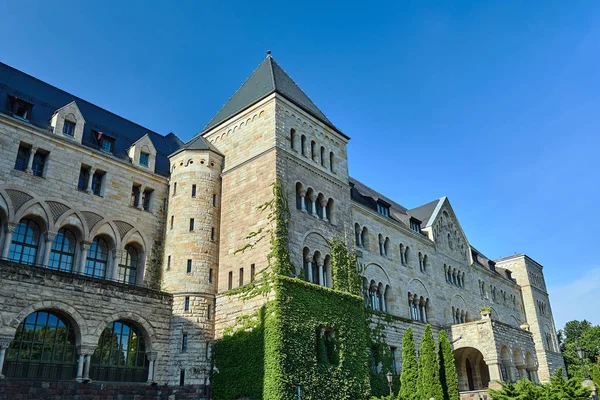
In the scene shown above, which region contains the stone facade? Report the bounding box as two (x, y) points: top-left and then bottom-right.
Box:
(0, 55), (565, 399)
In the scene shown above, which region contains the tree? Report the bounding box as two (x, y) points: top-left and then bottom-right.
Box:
(438, 330), (459, 400)
(398, 328), (418, 400)
(541, 368), (592, 400)
(417, 325), (443, 400)
(558, 319), (600, 378)
(488, 379), (542, 400)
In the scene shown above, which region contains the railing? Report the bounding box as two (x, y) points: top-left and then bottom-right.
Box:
(3, 361), (77, 381)
(89, 366), (148, 383)
(1, 257), (139, 287)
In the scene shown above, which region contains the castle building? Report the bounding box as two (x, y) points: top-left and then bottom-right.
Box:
(0, 54), (564, 398)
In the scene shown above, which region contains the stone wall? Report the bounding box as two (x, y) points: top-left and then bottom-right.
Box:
(0, 260), (173, 383)
(0, 113), (169, 289)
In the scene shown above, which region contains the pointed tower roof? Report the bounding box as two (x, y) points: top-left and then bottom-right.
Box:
(202, 53), (346, 138)
(170, 134), (223, 157)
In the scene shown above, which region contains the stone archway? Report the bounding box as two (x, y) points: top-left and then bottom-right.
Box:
(454, 347), (490, 391)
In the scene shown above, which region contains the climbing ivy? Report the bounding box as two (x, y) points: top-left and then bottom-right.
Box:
(328, 237), (362, 295)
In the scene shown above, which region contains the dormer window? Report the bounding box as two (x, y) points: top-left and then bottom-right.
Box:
(94, 131), (115, 154)
(9, 96), (33, 121)
(62, 120), (76, 136)
(376, 203), (390, 217)
(140, 152), (149, 167)
(488, 261), (496, 272)
(410, 218), (421, 233)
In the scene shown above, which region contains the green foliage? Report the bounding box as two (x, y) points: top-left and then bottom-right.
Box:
(591, 364), (600, 389)
(438, 330), (459, 400)
(399, 328), (418, 400)
(212, 306), (270, 400)
(214, 277), (370, 400)
(328, 237), (362, 295)
(488, 369), (593, 400)
(417, 325), (443, 400)
(367, 316), (399, 398)
(558, 319), (600, 379)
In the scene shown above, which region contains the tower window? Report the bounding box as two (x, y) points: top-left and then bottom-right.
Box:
(181, 333), (188, 352)
(173, 182), (177, 196)
(191, 184), (197, 198)
(209, 268), (213, 283)
(212, 194), (217, 207)
(189, 218), (195, 231)
(63, 120), (76, 136)
(207, 304), (212, 320)
(170, 216), (174, 230)
(211, 227), (215, 241)
(184, 297), (190, 311)
(179, 369), (185, 386)
(187, 259), (192, 274)
(239, 268), (244, 286)
(228, 271), (233, 290)
(250, 264), (255, 282)
(167, 255), (171, 270)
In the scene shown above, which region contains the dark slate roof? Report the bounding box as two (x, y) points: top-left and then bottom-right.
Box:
(0, 62), (184, 176)
(408, 198), (443, 227)
(172, 134), (223, 156)
(201, 55), (346, 137)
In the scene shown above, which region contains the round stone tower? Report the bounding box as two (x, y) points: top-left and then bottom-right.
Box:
(162, 138), (223, 386)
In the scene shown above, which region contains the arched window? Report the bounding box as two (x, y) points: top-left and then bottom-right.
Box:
(329, 152), (334, 172)
(85, 237), (109, 279)
(378, 234), (384, 256)
(8, 219), (40, 265)
(320, 146), (325, 166)
(418, 252), (423, 271)
(361, 227), (369, 250)
(399, 244), (405, 264)
(384, 238), (390, 257)
(118, 245), (139, 285)
(369, 282), (377, 310)
(301, 135), (307, 156)
(422, 255), (428, 272)
(290, 129), (296, 150)
(326, 198), (334, 224)
(404, 246), (410, 264)
(90, 321), (149, 382)
(311, 141), (316, 161)
(4, 311), (77, 379)
(49, 228), (77, 272)
(354, 224), (361, 247)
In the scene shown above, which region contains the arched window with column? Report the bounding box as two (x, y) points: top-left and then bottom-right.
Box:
(85, 237), (109, 279)
(290, 128), (296, 150)
(369, 281), (377, 310)
(8, 218), (41, 265)
(310, 140), (316, 161)
(354, 224), (361, 247)
(320, 146), (325, 166)
(90, 320), (149, 382)
(49, 228), (77, 272)
(326, 198), (334, 224)
(361, 227), (369, 250)
(118, 244), (139, 285)
(4, 310), (78, 379)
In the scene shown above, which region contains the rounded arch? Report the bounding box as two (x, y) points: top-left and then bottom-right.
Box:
(302, 230), (329, 255)
(8, 300), (87, 346)
(121, 229), (147, 251)
(56, 211), (87, 241)
(363, 263), (392, 287)
(91, 311), (156, 352)
(451, 294), (469, 311)
(407, 278), (431, 299)
(89, 221), (120, 249)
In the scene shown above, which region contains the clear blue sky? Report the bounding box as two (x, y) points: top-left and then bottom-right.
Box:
(2, 0), (598, 328)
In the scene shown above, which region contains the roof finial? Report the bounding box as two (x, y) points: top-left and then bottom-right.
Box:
(266, 50), (272, 56)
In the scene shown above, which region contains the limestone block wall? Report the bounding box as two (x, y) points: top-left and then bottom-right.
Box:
(202, 97), (278, 334)
(0, 260), (173, 382)
(162, 148), (223, 385)
(353, 202), (526, 328)
(496, 255), (565, 381)
(275, 99), (352, 277)
(0, 114), (169, 289)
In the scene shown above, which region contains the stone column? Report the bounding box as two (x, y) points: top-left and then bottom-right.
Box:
(320, 199), (328, 222)
(146, 351), (157, 384)
(486, 361), (503, 390)
(78, 242), (91, 275)
(137, 185), (145, 210)
(26, 147), (38, 173)
(108, 248), (119, 281)
(1, 223), (18, 259)
(307, 261), (313, 283)
(299, 190), (307, 212)
(75, 353), (85, 381)
(83, 354), (92, 381)
(86, 168), (96, 193)
(309, 194), (318, 217)
(42, 231), (57, 267)
(0, 340), (9, 379)
(317, 261), (324, 286)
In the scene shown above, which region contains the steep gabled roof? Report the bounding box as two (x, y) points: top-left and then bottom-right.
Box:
(408, 198), (445, 228)
(202, 54), (345, 137)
